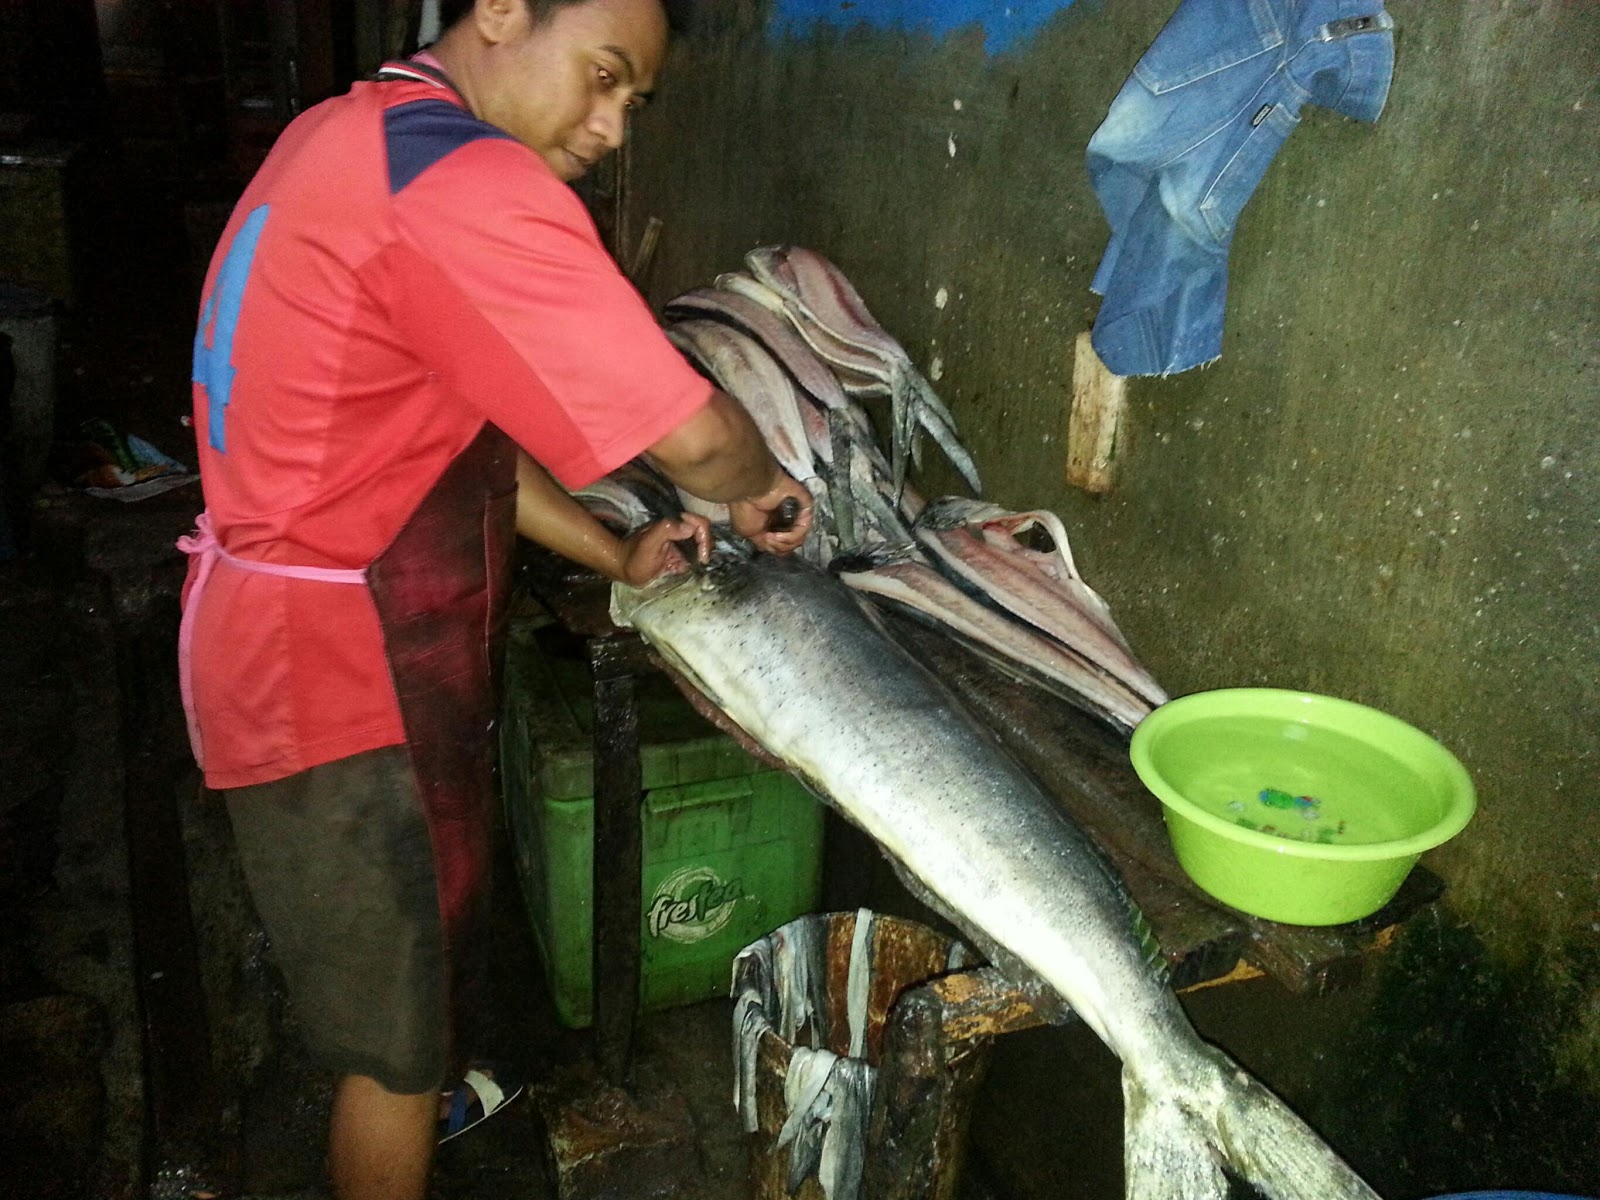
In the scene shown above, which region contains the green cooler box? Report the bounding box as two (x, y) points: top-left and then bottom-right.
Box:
(499, 621), (825, 1029)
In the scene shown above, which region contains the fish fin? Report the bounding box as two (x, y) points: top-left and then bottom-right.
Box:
(1209, 1056), (1383, 1200)
(828, 539), (920, 576)
(1122, 1072), (1230, 1200)
(1125, 1051), (1382, 1200)
(1129, 904), (1168, 985)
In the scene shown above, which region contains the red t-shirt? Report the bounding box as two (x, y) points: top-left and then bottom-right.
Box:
(186, 70), (710, 789)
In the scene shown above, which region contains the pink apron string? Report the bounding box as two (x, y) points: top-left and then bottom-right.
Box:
(176, 511), (367, 771)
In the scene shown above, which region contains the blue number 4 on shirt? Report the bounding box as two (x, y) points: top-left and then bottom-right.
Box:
(193, 204), (270, 453)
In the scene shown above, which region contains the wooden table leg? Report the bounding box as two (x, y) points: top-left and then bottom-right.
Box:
(589, 636), (647, 1088)
(865, 966), (1058, 1200)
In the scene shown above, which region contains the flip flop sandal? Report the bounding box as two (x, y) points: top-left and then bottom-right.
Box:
(438, 1067), (524, 1145)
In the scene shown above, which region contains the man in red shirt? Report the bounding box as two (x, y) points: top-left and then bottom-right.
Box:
(181, 0), (812, 1195)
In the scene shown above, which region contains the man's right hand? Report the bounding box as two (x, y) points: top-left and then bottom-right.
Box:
(729, 474), (814, 556)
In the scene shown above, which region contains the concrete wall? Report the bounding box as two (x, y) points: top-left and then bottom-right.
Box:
(626, 1), (1598, 1194)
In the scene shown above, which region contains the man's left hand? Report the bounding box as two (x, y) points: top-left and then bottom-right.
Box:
(617, 513), (712, 585)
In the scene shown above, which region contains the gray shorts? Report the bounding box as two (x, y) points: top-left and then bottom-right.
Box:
(224, 746), (449, 1095)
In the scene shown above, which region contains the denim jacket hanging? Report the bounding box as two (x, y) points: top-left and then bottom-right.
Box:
(1086, 0), (1395, 377)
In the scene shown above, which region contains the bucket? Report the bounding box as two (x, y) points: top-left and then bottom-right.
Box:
(1130, 688), (1475, 925)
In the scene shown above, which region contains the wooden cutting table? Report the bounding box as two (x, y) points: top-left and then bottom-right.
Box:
(512, 543), (1444, 1097)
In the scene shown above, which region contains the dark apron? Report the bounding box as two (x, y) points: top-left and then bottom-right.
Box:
(366, 422), (518, 1071)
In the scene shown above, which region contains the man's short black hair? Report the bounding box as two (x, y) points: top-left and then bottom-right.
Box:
(439, 0), (691, 34)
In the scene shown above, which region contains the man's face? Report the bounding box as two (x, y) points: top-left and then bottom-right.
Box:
(480, 0), (668, 181)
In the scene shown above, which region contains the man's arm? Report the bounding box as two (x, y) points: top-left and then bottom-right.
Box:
(515, 453), (709, 585)
(645, 389), (813, 554)
(517, 386), (814, 579)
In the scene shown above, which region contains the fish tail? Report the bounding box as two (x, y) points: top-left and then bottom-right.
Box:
(1122, 1069), (1229, 1200)
(1123, 1048), (1381, 1200)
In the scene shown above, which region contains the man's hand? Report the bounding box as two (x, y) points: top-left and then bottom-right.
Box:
(517, 452), (711, 585)
(616, 513), (712, 586)
(728, 474), (814, 556)
(644, 386), (813, 555)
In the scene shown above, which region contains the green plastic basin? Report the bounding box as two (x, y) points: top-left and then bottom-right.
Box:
(1129, 689), (1475, 926)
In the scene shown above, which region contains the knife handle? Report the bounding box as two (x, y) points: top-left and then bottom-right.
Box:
(766, 495), (802, 533)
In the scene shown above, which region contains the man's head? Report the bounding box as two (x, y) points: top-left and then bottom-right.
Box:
(434, 0), (673, 182)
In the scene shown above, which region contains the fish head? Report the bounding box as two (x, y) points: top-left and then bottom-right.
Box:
(610, 538), (759, 627)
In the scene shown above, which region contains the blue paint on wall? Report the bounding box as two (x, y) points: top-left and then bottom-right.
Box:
(771, 0), (1077, 56)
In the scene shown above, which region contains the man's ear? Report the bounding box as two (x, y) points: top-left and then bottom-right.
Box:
(473, 0), (528, 45)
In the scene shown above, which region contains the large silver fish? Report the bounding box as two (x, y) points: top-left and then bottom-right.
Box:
(611, 550), (1380, 1200)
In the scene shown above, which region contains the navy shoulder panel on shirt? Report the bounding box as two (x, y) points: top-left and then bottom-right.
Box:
(383, 98), (515, 195)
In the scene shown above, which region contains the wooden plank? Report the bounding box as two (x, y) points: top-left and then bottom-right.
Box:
(533, 1061), (702, 1200)
(865, 986), (991, 1200)
(926, 968), (1055, 1044)
(116, 591), (238, 1192)
(1115, 857), (1249, 992)
(629, 215), (665, 285)
(1066, 331), (1126, 494)
(1238, 867), (1443, 997)
(514, 541), (618, 637)
(880, 613), (1187, 883)
(589, 639), (643, 1087)
(879, 612), (1441, 996)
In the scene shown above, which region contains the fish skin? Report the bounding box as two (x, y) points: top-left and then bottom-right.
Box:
(671, 258), (1160, 726)
(846, 451), (916, 546)
(747, 246), (983, 497)
(747, 245), (896, 363)
(742, 249), (922, 495)
(795, 393), (835, 466)
(612, 553), (1381, 1200)
(663, 287), (904, 520)
(664, 301), (866, 549)
(571, 478), (649, 533)
(675, 489), (729, 526)
(721, 269), (895, 398)
(573, 463), (680, 531)
(659, 257), (1153, 737)
(779, 247), (884, 349)
(779, 246), (965, 435)
(666, 286), (854, 415)
(715, 253), (976, 499)
(665, 320), (816, 483)
(915, 501), (1168, 710)
(662, 256), (1156, 729)
(918, 497), (1130, 647)
(664, 319), (839, 565)
(836, 544), (1152, 730)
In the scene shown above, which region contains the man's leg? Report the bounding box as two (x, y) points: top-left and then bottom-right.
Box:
(224, 750), (452, 1193)
(328, 1073), (437, 1200)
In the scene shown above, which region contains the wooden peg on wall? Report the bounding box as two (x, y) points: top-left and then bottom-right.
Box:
(1067, 331), (1127, 494)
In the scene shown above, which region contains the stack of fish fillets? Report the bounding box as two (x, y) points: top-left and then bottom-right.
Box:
(646, 245), (1166, 733)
